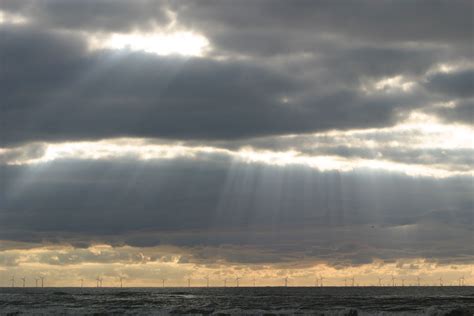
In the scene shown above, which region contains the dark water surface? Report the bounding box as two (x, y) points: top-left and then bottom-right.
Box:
(0, 286), (473, 315)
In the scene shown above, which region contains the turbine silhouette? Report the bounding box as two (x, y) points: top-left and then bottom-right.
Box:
(21, 277), (26, 288)
(378, 277), (383, 287)
(10, 276), (15, 288)
(96, 276), (103, 288)
(235, 277), (240, 287)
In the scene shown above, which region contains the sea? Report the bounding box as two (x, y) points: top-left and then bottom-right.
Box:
(0, 286), (473, 315)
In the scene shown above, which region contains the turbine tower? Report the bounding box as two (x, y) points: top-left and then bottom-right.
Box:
(314, 278), (319, 287)
(284, 277), (288, 287)
(35, 278), (39, 288)
(351, 276), (355, 287)
(417, 276), (421, 286)
(80, 279), (84, 288)
(205, 275), (209, 288)
(119, 277), (124, 288)
(252, 278), (256, 287)
(378, 277), (383, 287)
(40, 276), (44, 288)
(344, 278), (347, 287)
(439, 277), (443, 286)
(21, 277), (26, 288)
(223, 278), (227, 287)
(391, 275), (396, 287)
(235, 277), (240, 287)
(187, 277), (191, 288)
(10, 276), (14, 288)
(96, 276), (102, 288)
(161, 278), (166, 288)
(320, 276), (324, 287)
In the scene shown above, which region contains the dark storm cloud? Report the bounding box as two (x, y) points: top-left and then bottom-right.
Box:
(425, 69), (474, 98)
(432, 99), (473, 125)
(2, 0), (471, 46)
(173, 0), (473, 55)
(1, 25), (431, 146)
(0, 0), (170, 32)
(0, 0), (472, 267)
(0, 157), (472, 265)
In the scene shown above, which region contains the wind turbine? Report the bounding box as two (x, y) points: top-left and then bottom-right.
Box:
(223, 278), (227, 287)
(378, 277), (383, 287)
(252, 278), (256, 287)
(439, 277), (443, 286)
(235, 277), (240, 287)
(351, 276), (355, 287)
(80, 279), (84, 288)
(417, 276), (421, 287)
(96, 276), (102, 288)
(205, 275), (209, 288)
(119, 277), (124, 288)
(284, 277), (288, 287)
(459, 275), (465, 286)
(35, 278), (39, 288)
(21, 277), (26, 288)
(161, 278), (166, 288)
(187, 277), (191, 288)
(40, 276), (44, 288)
(320, 276), (324, 287)
(391, 275), (396, 287)
(314, 278), (319, 287)
(10, 276), (15, 288)
(401, 278), (405, 287)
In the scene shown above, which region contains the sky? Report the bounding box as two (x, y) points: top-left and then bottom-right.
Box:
(0, 0), (473, 287)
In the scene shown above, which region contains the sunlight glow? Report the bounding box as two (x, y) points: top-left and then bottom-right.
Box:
(0, 10), (28, 24)
(0, 244), (472, 287)
(1, 113), (472, 178)
(90, 31), (210, 57)
(362, 75), (416, 94)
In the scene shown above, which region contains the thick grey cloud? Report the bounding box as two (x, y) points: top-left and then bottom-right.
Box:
(1, 25), (431, 146)
(0, 0), (170, 32)
(0, 0), (472, 268)
(433, 99), (473, 125)
(2, 0), (471, 46)
(425, 69), (474, 99)
(1, 157), (472, 265)
(173, 0), (473, 56)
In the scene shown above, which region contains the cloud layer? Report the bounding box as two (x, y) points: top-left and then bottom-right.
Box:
(0, 0), (472, 272)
